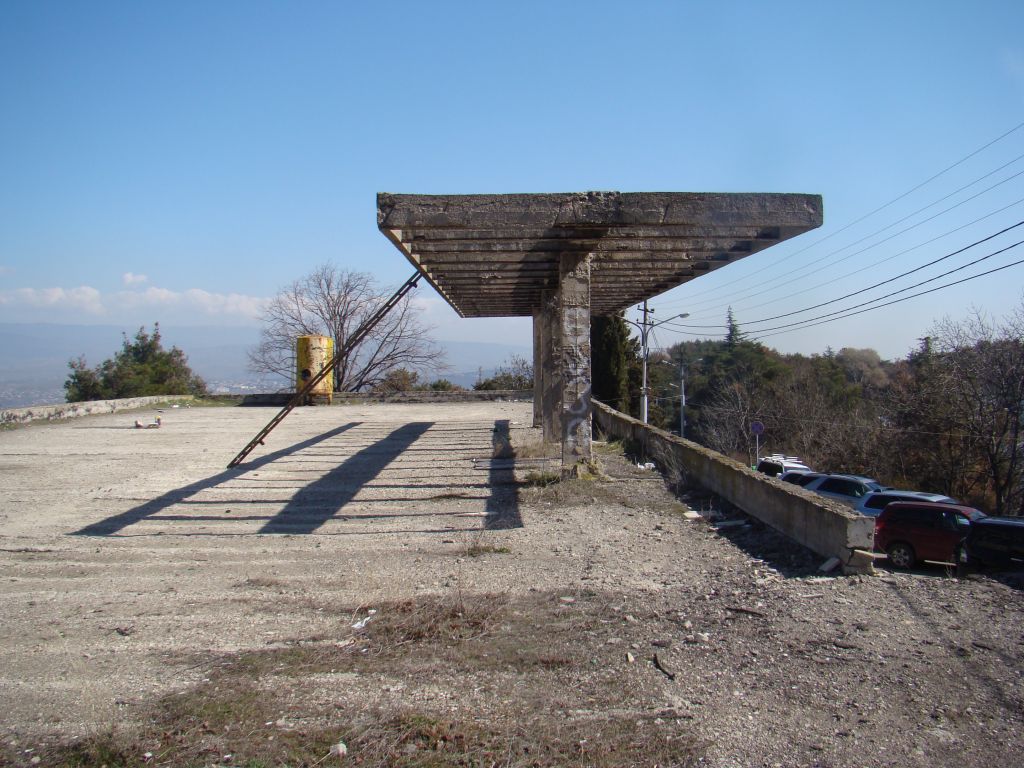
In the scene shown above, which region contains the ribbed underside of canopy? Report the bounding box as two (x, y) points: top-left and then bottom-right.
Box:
(377, 192), (823, 317)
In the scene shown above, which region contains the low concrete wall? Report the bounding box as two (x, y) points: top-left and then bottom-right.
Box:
(1, 395), (196, 425)
(241, 390), (534, 406)
(592, 401), (875, 574)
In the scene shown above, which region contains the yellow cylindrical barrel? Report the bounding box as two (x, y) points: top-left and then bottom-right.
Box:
(296, 335), (334, 405)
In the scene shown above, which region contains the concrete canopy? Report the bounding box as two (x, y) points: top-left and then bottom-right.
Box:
(377, 192), (823, 317)
(377, 191), (823, 475)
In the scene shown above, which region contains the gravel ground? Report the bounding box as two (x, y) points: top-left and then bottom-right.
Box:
(0, 401), (1021, 767)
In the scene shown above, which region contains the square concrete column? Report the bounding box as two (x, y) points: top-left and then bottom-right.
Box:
(557, 253), (592, 473)
(539, 290), (560, 442)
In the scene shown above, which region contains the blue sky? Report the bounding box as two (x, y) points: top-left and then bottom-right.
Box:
(1, 1), (1022, 360)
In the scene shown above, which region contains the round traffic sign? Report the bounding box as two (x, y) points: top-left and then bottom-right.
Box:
(750, 420), (765, 435)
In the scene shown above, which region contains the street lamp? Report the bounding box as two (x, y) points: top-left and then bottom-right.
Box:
(623, 300), (689, 424)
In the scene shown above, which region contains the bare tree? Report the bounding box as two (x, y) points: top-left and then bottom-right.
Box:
(248, 264), (444, 392)
(929, 306), (1024, 515)
(698, 381), (756, 460)
(836, 347), (890, 390)
(883, 340), (984, 501)
(474, 354), (534, 390)
(765, 355), (887, 476)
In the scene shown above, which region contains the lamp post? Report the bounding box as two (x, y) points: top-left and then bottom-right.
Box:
(624, 301), (689, 424)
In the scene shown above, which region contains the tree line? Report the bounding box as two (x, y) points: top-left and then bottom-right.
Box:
(592, 302), (1024, 516)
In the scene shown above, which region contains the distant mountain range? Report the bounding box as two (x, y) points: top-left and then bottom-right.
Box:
(0, 322), (530, 409)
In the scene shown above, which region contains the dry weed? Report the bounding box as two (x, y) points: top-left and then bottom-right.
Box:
(460, 529), (511, 557)
(234, 576), (287, 589)
(12, 591), (705, 768)
(507, 441), (558, 460)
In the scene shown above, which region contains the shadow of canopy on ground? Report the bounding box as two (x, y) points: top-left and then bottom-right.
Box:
(259, 422), (434, 534)
(73, 423), (362, 536)
(71, 417), (523, 537)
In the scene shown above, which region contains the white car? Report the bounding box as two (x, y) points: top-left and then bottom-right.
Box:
(756, 455), (811, 477)
(854, 490), (959, 517)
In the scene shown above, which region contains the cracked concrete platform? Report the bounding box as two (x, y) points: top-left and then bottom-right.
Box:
(0, 402), (546, 736)
(3, 402), (1021, 768)
(1, 402), (534, 540)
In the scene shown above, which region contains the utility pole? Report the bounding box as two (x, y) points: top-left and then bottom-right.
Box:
(640, 301), (650, 424)
(625, 302), (689, 425)
(679, 361), (686, 438)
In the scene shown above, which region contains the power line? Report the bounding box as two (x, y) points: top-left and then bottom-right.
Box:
(747, 239), (1024, 335)
(659, 239), (1024, 340)
(749, 249), (1024, 340)
(674, 168), (1024, 318)
(667, 221), (1024, 330)
(718, 197), (1024, 318)
(657, 120), (1024, 309)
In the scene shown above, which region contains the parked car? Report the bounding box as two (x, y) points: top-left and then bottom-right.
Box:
(956, 516), (1024, 572)
(802, 474), (886, 507)
(780, 470), (823, 486)
(855, 490), (960, 517)
(874, 501), (987, 568)
(756, 455), (811, 477)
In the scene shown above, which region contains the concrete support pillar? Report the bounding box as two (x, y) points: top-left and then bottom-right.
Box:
(557, 253), (592, 473)
(539, 290), (560, 442)
(532, 310), (542, 428)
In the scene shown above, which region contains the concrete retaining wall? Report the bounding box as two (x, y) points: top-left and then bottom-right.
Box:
(1, 395), (196, 425)
(241, 390), (534, 406)
(592, 401), (875, 574)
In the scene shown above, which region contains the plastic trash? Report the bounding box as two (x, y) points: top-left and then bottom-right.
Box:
(352, 609), (377, 630)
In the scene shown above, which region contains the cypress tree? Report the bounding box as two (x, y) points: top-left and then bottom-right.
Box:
(591, 312), (637, 412)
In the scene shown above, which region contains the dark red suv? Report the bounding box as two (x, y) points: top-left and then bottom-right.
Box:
(874, 501), (987, 568)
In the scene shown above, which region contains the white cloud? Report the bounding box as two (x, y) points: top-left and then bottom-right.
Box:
(112, 286), (266, 319)
(116, 286), (180, 306)
(182, 288), (268, 319)
(408, 292), (451, 320)
(0, 266), (13, 277)
(0, 281), (528, 339)
(0, 283), (268, 324)
(405, 291), (534, 346)
(122, 272), (148, 286)
(13, 285), (105, 314)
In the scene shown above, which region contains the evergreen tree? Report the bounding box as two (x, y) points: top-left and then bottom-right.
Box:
(725, 307), (746, 347)
(64, 324), (208, 402)
(591, 312), (638, 412)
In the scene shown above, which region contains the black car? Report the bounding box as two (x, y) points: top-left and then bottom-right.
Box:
(780, 471), (825, 487)
(956, 516), (1024, 572)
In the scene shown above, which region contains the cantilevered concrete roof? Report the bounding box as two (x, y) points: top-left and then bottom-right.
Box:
(377, 192), (823, 317)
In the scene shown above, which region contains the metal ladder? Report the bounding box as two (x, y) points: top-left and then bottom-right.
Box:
(227, 272), (422, 468)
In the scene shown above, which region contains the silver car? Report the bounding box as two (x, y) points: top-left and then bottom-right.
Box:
(802, 474), (886, 508)
(855, 489), (959, 517)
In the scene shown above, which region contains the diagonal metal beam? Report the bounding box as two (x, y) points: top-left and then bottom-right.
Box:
(227, 272), (422, 468)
